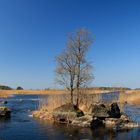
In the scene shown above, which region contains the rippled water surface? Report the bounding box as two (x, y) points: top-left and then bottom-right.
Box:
(0, 94), (140, 140)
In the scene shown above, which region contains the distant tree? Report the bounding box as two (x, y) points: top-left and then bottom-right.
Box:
(55, 28), (94, 106)
(16, 86), (23, 90)
(0, 85), (12, 90)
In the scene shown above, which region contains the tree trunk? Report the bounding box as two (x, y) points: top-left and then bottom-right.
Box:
(70, 88), (73, 104)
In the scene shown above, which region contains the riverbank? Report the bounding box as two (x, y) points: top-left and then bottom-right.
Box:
(119, 90), (140, 105)
(0, 89), (118, 94)
(1, 89), (140, 105)
(0, 89), (119, 97)
(0, 90), (13, 98)
(0, 89), (65, 98)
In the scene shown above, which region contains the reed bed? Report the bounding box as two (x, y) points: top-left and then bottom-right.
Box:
(0, 90), (13, 98)
(119, 90), (140, 105)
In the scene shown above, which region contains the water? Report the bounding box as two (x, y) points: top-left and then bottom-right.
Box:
(0, 94), (140, 140)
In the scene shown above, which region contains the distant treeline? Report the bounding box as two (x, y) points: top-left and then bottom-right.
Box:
(0, 85), (132, 91)
(135, 88), (140, 90)
(86, 87), (131, 91)
(0, 85), (12, 90)
(44, 87), (131, 91)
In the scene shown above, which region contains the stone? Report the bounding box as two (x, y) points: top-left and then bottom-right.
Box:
(104, 114), (139, 130)
(115, 122), (139, 131)
(91, 102), (121, 119)
(105, 118), (120, 128)
(120, 114), (130, 123)
(122, 122), (139, 128)
(109, 103), (121, 118)
(52, 103), (84, 123)
(32, 102), (138, 130)
(0, 101), (8, 104)
(72, 114), (93, 127)
(0, 107), (11, 118)
(91, 103), (110, 118)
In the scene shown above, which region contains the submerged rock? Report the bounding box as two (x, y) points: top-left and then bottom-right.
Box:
(0, 107), (11, 118)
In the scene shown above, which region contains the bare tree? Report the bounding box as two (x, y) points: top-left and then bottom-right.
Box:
(55, 28), (94, 106)
(68, 29), (94, 106)
(55, 49), (77, 104)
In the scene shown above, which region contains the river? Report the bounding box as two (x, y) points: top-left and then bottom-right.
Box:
(0, 94), (140, 140)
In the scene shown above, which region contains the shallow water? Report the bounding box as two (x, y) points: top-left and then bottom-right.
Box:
(0, 94), (140, 140)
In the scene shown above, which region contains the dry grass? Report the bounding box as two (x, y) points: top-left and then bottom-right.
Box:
(37, 89), (140, 113)
(0, 90), (14, 98)
(13, 89), (66, 94)
(38, 91), (103, 113)
(0, 89), (115, 98)
(119, 90), (140, 105)
(38, 94), (71, 112)
(0, 89), (66, 98)
(1, 89), (140, 106)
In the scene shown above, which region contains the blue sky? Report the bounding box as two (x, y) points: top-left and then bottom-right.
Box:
(0, 0), (140, 89)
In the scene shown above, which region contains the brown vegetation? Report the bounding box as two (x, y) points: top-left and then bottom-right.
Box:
(0, 90), (13, 98)
(1, 89), (140, 106)
(119, 90), (140, 105)
(0, 88), (117, 98)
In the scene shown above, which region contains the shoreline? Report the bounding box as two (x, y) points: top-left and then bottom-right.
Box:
(0, 89), (119, 97)
(1, 89), (140, 105)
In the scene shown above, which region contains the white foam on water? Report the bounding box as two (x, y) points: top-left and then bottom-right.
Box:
(28, 114), (33, 117)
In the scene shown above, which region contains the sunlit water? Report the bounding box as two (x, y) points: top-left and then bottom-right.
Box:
(0, 94), (140, 140)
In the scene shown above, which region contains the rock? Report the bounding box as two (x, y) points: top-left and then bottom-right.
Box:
(115, 122), (139, 131)
(104, 114), (139, 130)
(32, 102), (138, 130)
(122, 122), (139, 128)
(91, 102), (121, 119)
(0, 101), (8, 104)
(105, 118), (120, 128)
(109, 103), (121, 118)
(91, 103), (110, 118)
(72, 115), (104, 128)
(53, 103), (84, 123)
(0, 107), (11, 118)
(3, 101), (8, 104)
(72, 114), (93, 127)
(90, 117), (104, 128)
(120, 114), (130, 123)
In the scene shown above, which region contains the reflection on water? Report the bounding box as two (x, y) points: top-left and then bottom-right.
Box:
(101, 92), (119, 103)
(0, 94), (140, 140)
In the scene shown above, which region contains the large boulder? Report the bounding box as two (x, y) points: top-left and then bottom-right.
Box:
(91, 102), (121, 119)
(53, 103), (84, 123)
(109, 103), (121, 118)
(91, 103), (110, 118)
(0, 107), (11, 118)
